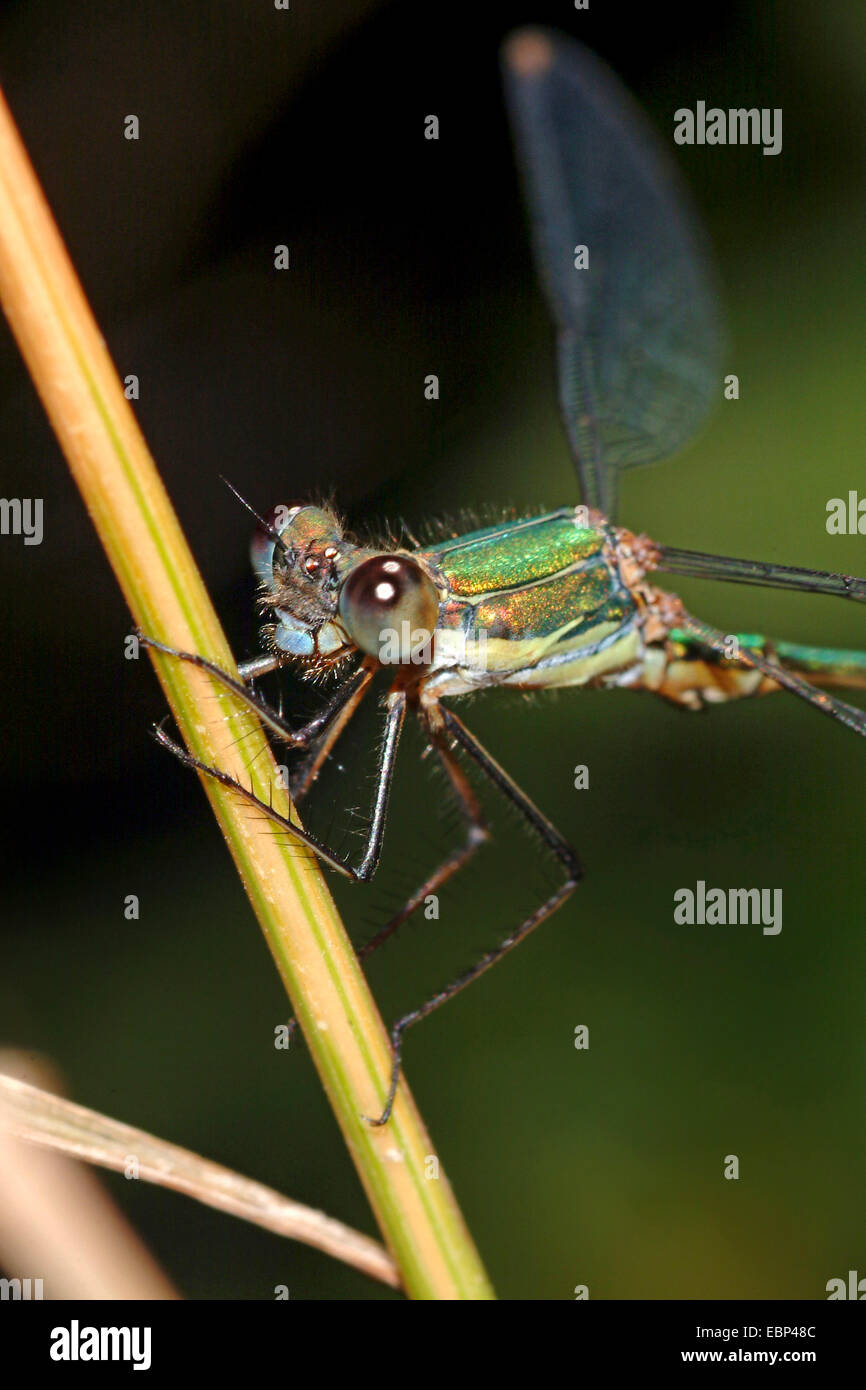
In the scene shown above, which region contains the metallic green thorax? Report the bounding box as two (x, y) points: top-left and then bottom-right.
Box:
(428, 511), (603, 595)
(417, 509), (643, 696)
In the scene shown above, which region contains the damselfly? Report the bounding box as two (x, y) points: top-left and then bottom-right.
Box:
(144, 29), (866, 1125)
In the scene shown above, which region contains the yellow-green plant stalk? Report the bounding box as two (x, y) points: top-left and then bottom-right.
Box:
(0, 85), (493, 1300)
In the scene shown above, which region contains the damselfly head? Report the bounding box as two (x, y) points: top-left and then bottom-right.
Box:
(252, 502), (442, 669)
(252, 503), (363, 665)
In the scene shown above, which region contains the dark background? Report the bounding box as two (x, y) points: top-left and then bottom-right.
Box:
(1, 0), (864, 1298)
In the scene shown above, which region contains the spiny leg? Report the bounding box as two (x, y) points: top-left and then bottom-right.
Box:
(151, 687), (406, 882)
(153, 675), (399, 1072)
(285, 722), (490, 1051)
(137, 630), (373, 754)
(366, 701), (582, 1127)
(290, 662), (377, 804)
(142, 632), (396, 1047)
(357, 728), (489, 962)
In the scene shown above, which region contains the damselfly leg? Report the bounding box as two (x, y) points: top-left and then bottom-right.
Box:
(137, 632), (372, 789)
(356, 733), (489, 963)
(286, 725), (491, 1056)
(140, 632), (402, 880)
(366, 702), (582, 1127)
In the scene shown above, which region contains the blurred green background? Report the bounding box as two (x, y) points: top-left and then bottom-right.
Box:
(1, 0), (865, 1298)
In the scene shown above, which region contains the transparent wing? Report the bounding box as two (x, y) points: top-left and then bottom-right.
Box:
(502, 29), (722, 520)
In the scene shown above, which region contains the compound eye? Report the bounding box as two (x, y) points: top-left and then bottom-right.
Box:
(338, 555), (439, 663)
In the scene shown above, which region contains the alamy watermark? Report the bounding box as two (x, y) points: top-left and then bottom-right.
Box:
(0, 497), (42, 545)
(826, 1269), (866, 1299)
(674, 880), (782, 935)
(674, 102), (782, 157)
(376, 621), (489, 668)
(1, 1276), (43, 1299)
(826, 491), (866, 535)
(49, 1322), (151, 1370)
